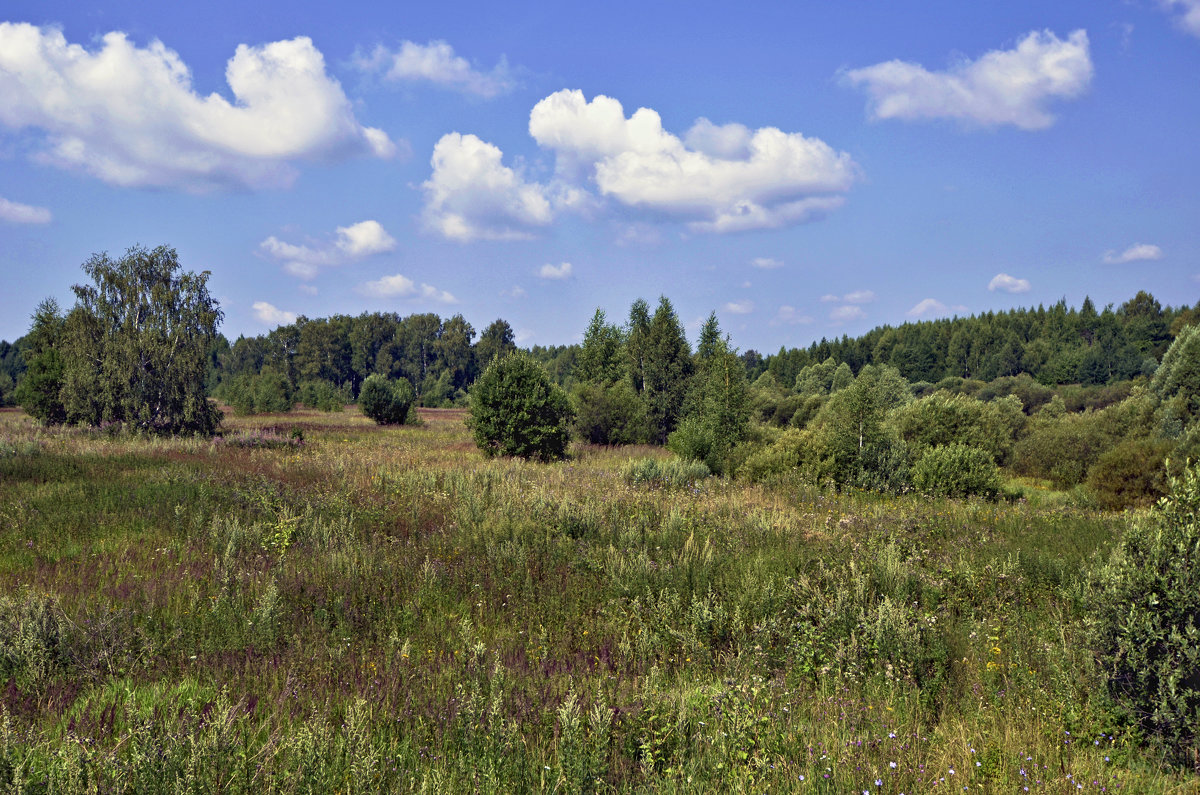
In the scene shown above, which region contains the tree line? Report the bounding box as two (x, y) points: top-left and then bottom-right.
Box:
(3, 244), (1198, 510)
(758, 291), (1196, 389)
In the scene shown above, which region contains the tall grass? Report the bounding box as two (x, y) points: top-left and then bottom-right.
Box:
(0, 406), (1191, 791)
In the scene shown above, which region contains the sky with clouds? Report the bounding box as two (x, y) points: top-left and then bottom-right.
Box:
(1, 0), (1197, 351)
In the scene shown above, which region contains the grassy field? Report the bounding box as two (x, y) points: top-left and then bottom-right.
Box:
(0, 405), (1196, 792)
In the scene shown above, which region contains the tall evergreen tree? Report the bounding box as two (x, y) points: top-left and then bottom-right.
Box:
(14, 298), (66, 424)
(641, 297), (694, 443)
(576, 308), (625, 385)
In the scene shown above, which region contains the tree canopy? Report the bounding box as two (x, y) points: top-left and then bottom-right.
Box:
(21, 245), (222, 435)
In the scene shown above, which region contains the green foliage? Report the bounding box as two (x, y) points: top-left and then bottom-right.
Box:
(1092, 463), (1200, 766)
(215, 371), (293, 414)
(891, 391), (1025, 465)
(0, 593), (73, 689)
(357, 373), (415, 425)
(621, 456), (711, 489)
(637, 297), (695, 444)
(911, 444), (1002, 500)
(14, 299), (66, 425)
(669, 333), (750, 475)
(56, 245), (223, 435)
(810, 364), (911, 490)
(1013, 393), (1156, 489)
(297, 379), (349, 412)
(1152, 323), (1200, 428)
(575, 308), (626, 385)
(469, 352), (572, 461)
(737, 428), (815, 483)
(475, 317), (517, 368)
(1086, 437), (1173, 510)
(571, 380), (647, 445)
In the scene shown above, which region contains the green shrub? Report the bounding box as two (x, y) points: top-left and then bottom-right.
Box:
(297, 379), (348, 412)
(358, 374), (414, 425)
(1086, 437), (1172, 509)
(468, 353), (572, 461)
(1012, 409), (1119, 488)
(571, 380), (647, 445)
(891, 392), (1024, 465)
(911, 444), (1001, 500)
(737, 428), (814, 483)
(1092, 463), (1200, 767)
(216, 372), (293, 415)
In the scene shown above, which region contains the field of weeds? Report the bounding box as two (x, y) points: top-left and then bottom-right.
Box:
(0, 406), (1194, 792)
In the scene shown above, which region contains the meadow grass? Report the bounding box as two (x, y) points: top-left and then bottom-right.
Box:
(0, 405), (1195, 792)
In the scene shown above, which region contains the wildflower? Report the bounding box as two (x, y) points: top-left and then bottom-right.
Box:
(890, 761), (897, 769)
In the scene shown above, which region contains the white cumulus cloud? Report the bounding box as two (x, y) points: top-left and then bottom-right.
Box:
(988, 273), (1031, 293)
(335, 220), (397, 257)
(0, 196), (51, 223)
(252, 301), (297, 326)
(1103, 243), (1163, 264)
(422, 133), (555, 241)
(908, 298), (948, 317)
(527, 89), (857, 233)
(359, 273), (457, 303)
(830, 305), (866, 322)
(751, 257), (783, 269)
(843, 30), (1092, 130)
(1161, 0), (1200, 36)
(354, 40), (514, 98)
(260, 220), (396, 279)
(538, 262), (573, 279)
(723, 299), (755, 315)
(0, 23), (395, 191)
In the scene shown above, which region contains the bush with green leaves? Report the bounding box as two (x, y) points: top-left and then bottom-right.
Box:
(216, 372), (293, 415)
(737, 428), (815, 483)
(468, 353), (572, 461)
(890, 391), (1025, 465)
(911, 444), (1001, 500)
(1086, 437), (1172, 509)
(357, 374), (414, 425)
(297, 379), (348, 412)
(571, 380), (647, 445)
(1092, 462), (1200, 768)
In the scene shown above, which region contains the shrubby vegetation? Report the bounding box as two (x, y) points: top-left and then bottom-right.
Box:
(468, 352), (572, 461)
(911, 443), (1002, 500)
(3, 275), (1198, 504)
(1093, 463), (1200, 765)
(357, 373), (415, 425)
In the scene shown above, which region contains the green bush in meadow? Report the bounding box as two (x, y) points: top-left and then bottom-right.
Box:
(1093, 462), (1200, 768)
(468, 352), (572, 461)
(358, 373), (415, 425)
(911, 443), (1001, 500)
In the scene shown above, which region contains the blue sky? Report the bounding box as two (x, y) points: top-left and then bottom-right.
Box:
(1, 1), (1197, 352)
